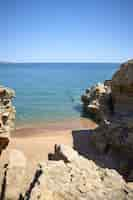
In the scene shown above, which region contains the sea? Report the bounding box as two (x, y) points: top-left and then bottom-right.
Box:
(0, 63), (119, 127)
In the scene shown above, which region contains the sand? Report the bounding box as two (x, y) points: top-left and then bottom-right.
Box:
(9, 118), (97, 164)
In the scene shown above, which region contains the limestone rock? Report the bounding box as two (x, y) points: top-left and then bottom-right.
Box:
(81, 60), (133, 119)
(0, 85), (15, 154)
(53, 144), (79, 162)
(1, 146), (133, 200)
(0, 132), (10, 154)
(92, 118), (133, 159)
(0, 149), (27, 200)
(81, 59), (133, 181)
(81, 82), (113, 121)
(89, 60), (133, 157)
(111, 59), (133, 113)
(21, 146), (133, 200)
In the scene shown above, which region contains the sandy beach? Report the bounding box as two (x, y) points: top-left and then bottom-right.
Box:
(9, 117), (97, 164)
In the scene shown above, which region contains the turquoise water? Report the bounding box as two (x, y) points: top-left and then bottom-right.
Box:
(0, 63), (119, 125)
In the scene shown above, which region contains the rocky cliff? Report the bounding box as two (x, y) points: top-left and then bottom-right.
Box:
(0, 86), (15, 154)
(81, 59), (133, 119)
(81, 60), (133, 181)
(111, 60), (133, 113)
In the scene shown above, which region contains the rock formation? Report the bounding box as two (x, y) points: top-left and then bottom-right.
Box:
(111, 59), (133, 113)
(81, 60), (133, 181)
(81, 82), (112, 121)
(0, 145), (133, 200)
(81, 59), (133, 120)
(0, 86), (15, 154)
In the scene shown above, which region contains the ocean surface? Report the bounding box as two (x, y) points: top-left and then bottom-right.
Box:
(0, 63), (119, 126)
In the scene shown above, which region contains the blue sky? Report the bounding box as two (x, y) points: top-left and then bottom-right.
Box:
(0, 0), (132, 62)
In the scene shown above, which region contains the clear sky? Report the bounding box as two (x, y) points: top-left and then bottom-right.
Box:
(0, 0), (132, 62)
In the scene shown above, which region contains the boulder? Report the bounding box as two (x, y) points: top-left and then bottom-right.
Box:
(51, 144), (80, 162)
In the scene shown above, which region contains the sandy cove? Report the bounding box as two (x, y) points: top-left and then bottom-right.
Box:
(9, 118), (97, 165)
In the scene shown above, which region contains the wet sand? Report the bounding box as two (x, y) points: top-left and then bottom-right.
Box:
(9, 118), (97, 164)
(13, 117), (97, 137)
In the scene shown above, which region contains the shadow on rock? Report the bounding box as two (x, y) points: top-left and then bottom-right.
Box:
(0, 164), (8, 200)
(72, 103), (99, 124)
(72, 129), (133, 181)
(18, 165), (43, 200)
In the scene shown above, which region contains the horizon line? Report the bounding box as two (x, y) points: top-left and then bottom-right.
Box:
(0, 60), (123, 64)
(1, 57), (131, 64)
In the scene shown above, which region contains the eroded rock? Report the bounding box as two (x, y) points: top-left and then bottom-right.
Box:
(81, 82), (113, 121)
(111, 60), (133, 113)
(1, 145), (133, 200)
(81, 60), (133, 120)
(0, 86), (15, 154)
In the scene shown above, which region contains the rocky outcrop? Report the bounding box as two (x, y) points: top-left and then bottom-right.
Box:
(0, 86), (15, 154)
(81, 82), (113, 122)
(90, 118), (133, 179)
(0, 145), (133, 200)
(111, 60), (133, 113)
(81, 60), (133, 180)
(81, 60), (133, 120)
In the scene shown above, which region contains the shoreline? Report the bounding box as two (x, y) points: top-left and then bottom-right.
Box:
(13, 117), (97, 138)
(9, 117), (97, 163)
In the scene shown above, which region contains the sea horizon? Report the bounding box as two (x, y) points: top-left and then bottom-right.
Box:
(1, 61), (120, 64)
